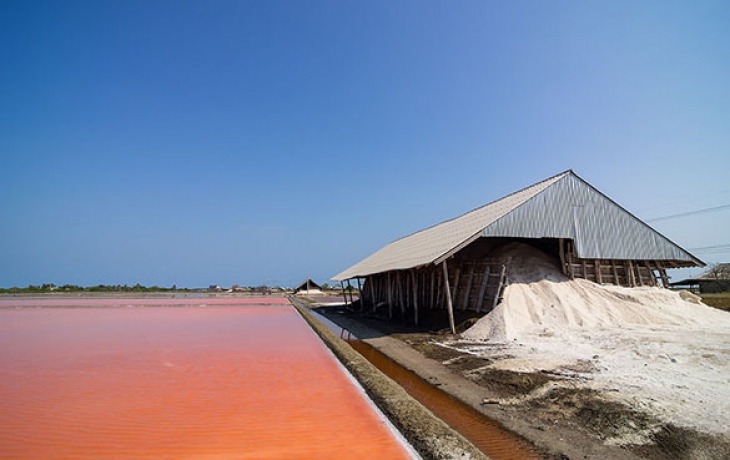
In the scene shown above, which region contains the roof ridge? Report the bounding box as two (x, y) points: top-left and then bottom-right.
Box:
(387, 169), (573, 245)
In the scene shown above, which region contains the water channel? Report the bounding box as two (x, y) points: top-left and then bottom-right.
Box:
(308, 307), (547, 460)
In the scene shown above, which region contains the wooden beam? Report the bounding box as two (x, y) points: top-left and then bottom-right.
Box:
(452, 267), (461, 306)
(462, 263), (475, 310)
(491, 264), (507, 312)
(611, 260), (619, 285)
(476, 265), (491, 312)
(387, 272), (393, 318)
(435, 267), (442, 309)
(645, 261), (656, 287)
(340, 281), (348, 305)
(657, 261), (670, 288)
(428, 265), (436, 308)
(397, 271), (405, 316)
(442, 262), (456, 334)
(627, 260), (635, 287)
(356, 278), (365, 312)
(567, 242), (575, 279)
(372, 277), (378, 312)
(559, 238), (566, 276)
(346, 280), (354, 304)
(411, 270), (419, 325)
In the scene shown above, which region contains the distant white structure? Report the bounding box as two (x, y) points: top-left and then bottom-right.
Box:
(294, 279), (323, 296)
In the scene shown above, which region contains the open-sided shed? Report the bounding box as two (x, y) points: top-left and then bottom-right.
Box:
(293, 279), (323, 295)
(332, 170), (704, 331)
(671, 264), (730, 294)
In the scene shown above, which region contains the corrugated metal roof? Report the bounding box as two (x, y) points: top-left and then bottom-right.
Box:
(332, 170), (703, 281)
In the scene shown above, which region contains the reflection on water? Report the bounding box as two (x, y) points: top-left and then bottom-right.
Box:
(0, 305), (413, 459)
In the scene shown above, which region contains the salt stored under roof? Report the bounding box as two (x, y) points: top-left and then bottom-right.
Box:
(332, 170), (703, 281)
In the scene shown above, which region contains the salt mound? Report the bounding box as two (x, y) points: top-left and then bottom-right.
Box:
(463, 243), (730, 342)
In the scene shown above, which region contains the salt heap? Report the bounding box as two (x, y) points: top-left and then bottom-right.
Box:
(463, 242), (730, 342)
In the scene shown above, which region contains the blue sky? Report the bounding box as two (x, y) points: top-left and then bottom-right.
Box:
(1, 1), (728, 288)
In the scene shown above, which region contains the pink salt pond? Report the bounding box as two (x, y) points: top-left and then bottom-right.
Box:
(0, 299), (415, 459)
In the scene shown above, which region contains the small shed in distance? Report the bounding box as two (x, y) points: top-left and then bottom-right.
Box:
(294, 279), (323, 296)
(332, 170), (704, 331)
(671, 264), (730, 294)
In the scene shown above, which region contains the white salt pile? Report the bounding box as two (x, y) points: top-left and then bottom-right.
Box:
(458, 242), (730, 437)
(462, 242), (730, 343)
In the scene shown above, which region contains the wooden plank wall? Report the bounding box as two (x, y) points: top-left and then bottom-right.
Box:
(358, 240), (676, 324)
(560, 239), (671, 288)
(360, 260), (509, 323)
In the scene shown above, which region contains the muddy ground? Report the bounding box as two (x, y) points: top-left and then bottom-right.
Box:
(310, 302), (730, 460)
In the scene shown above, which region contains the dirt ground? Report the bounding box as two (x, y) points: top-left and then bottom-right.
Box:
(312, 302), (730, 460)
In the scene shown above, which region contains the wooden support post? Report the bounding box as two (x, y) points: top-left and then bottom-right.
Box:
(359, 278), (367, 312)
(394, 272), (400, 313)
(340, 281), (348, 305)
(595, 259), (603, 284)
(611, 260), (619, 285)
(491, 264), (507, 312)
(375, 276), (381, 310)
(462, 263), (475, 310)
(476, 265), (491, 312)
(645, 261), (656, 286)
(357, 278), (365, 311)
(387, 272), (393, 318)
(452, 267), (461, 306)
(567, 242), (575, 279)
(627, 260), (635, 287)
(636, 263), (644, 287)
(346, 280), (354, 304)
(442, 262), (456, 335)
(397, 272), (405, 316)
(401, 272), (410, 310)
(411, 270), (419, 325)
(428, 265), (436, 308)
(559, 238), (566, 276)
(657, 261), (670, 288)
(582, 259), (588, 280)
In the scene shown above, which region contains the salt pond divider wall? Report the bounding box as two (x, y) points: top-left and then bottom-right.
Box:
(291, 300), (489, 460)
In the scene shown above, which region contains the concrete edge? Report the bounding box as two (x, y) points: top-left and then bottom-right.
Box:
(291, 301), (490, 460)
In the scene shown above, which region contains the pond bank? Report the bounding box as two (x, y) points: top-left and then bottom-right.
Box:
(291, 301), (489, 460)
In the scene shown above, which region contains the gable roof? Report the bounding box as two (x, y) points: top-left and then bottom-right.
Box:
(332, 170), (703, 281)
(294, 278), (322, 292)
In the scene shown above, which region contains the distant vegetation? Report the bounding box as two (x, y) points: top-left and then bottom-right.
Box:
(702, 293), (730, 312)
(0, 284), (190, 294)
(0, 283), (294, 294)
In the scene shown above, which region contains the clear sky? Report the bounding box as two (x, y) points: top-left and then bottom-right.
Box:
(1, 1), (729, 288)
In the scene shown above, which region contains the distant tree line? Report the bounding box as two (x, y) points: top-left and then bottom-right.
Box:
(0, 283), (188, 294)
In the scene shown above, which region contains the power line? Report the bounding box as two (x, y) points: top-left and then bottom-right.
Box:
(646, 204), (730, 223)
(634, 189), (730, 215)
(690, 244), (730, 250)
(689, 243), (730, 255)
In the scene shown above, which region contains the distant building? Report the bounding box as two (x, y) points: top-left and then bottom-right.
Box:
(671, 264), (730, 294)
(294, 279), (323, 296)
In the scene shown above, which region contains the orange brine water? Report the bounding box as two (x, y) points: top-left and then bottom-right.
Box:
(0, 303), (413, 459)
